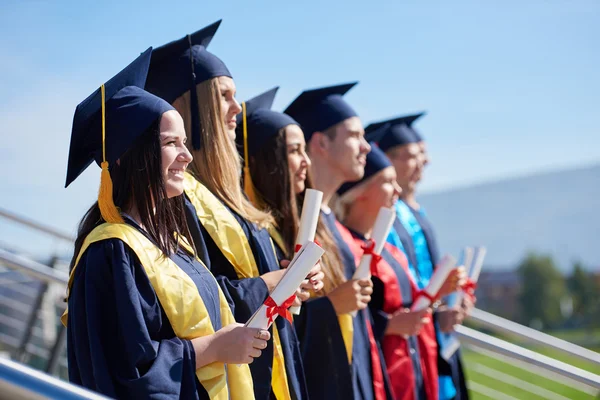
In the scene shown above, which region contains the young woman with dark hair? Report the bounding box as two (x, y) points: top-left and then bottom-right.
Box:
(63, 49), (263, 400)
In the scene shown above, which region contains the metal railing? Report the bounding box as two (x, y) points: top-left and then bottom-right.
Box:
(468, 307), (600, 366)
(0, 356), (110, 400)
(1, 206), (600, 399)
(0, 208), (74, 243)
(456, 325), (600, 389)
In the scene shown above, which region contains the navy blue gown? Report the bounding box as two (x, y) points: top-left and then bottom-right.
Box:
(184, 198), (308, 400)
(67, 217), (221, 399)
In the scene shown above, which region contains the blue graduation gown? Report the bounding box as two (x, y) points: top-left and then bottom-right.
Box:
(184, 199), (308, 400)
(67, 217), (220, 399)
(409, 206), (468, 400)
(293, 211), (388, 400)
(392, 200), (469, 400)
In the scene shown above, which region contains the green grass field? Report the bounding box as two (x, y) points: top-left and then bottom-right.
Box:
(462, 329), (600, 400)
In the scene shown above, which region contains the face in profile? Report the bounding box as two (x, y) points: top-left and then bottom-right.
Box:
(285, 124), (311, 194)
(360, 166), (402, 210)
(386, 142), (422, 192)
(160, 110), (193, 198)
(217, 76), (242, 141)
(325, 116), (371, 182)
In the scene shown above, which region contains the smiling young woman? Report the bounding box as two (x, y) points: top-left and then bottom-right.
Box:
(63, 48), (262, 400)
(145, 22), (309, 400)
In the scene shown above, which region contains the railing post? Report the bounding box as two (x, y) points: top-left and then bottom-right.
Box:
(46, 322), (67, 375)
(14, 280), (48, 362)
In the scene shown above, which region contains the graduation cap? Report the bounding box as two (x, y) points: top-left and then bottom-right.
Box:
(66, 47), (174, 223)
(337, 143), (393, 196)
(284, 82), (359, 141)
(145, 20), (232, 149)
(365, 112), (426, 151)
(235, 87), (298, 203)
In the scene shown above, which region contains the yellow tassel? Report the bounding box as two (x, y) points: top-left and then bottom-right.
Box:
(97, 84), (123, 224)
(98, 161), (124, 224)
(243, 165), (258, 205)
(241, 101), (261, 206)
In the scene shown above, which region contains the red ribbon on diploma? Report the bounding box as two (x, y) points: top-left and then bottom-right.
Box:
(462, 278), (477, 294)
(264, 294), (296, 324)
(413, 289), (438, 306)
(361, 239), (382, 275)
(294, 239), (321, 254)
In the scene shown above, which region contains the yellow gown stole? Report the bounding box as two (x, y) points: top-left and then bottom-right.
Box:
(61, 223), (254, 400)
(184, 172), (292, 400)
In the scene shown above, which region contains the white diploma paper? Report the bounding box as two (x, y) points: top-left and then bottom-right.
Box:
(290, 189), (323, 315)
(246, 241), (325, 329)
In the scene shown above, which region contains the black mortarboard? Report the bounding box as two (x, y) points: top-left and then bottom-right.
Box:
(365, 112), (426, 151)
(66, 47), (174, 223)
(145, 20), (232, 149)
(284, 82), (358, 141)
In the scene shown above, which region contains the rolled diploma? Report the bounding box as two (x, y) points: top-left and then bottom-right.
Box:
(462, 247), (475, 274)
(441, 247), (487, 360)
(469, 246), (487, 283)
(352, 207), (396, 280)
(246, 241), (325, 329)
(447, 247), (474, 308)
(289, 189), (323, 315)
(410, 254), (457, 312)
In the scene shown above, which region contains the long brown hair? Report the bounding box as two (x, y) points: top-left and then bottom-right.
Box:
(70, 118), (194, 272)
(248, 127), (298, 256)
(247, 126), (346, 295)
(173, 78), (273, 228)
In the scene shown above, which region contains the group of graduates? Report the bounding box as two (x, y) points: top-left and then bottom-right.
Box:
(61, 20), (476, 400)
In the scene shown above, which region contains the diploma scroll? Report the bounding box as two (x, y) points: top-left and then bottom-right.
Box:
(289, 189), (323, 315)
(348, 207), (396, 317)
(246, 242), (325, 329)
(352, 207), (396, 281)
(441, 246), (487, 361)
(410, 254), (457, 312)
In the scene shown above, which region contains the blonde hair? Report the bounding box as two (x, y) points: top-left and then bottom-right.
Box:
(173, 78), (274, 228)
(333, 172), (381, 223)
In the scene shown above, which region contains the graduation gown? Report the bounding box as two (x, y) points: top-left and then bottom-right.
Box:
(410, 206), (469, 400)
(388, 200), (469, 400)
(348, 229), (439, 400)
(64, 216), (253, 399)
(293, 210), (389, 400)
(183, 173), (307, 400)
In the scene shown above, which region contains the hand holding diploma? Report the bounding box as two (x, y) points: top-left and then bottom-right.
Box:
(246, 242), (325, 329)
(328, 278), (373, 315)
(353, 207), (396, 280)
(411, 255), (457, 312)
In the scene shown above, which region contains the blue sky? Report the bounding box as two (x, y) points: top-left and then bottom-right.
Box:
(1, 0), (599, 254)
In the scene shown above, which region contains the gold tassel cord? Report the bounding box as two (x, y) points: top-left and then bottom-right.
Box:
(242, 101), (259, 205)
(97, 84), (124, 224)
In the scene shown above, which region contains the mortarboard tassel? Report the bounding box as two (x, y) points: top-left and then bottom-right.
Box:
(242, 101), (259, 205)
(188, 34), (202, 150)
(98, 84), (124, 224)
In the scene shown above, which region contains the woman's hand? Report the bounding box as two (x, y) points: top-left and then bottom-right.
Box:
(327, 278), (373, 315)
(260, 269), (286, 292)
(438, 266), (467, 297)
(436, 305), (465, 333)
(192, 323), (271, 367)
(385, 308), (431, 336)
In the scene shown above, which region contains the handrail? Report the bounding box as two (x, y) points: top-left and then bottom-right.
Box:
(0, 249), (68, 286)
(0, 208), (74, 243)
(456, 325), (600, 389)
(0, 356), (110, 400)
(468, 308), (600, 365)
